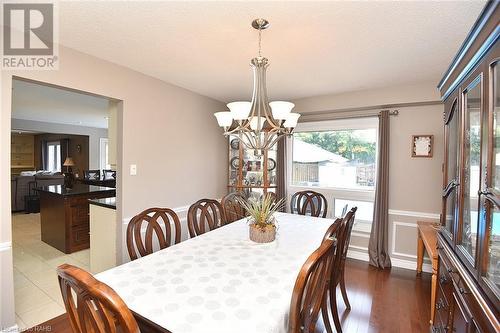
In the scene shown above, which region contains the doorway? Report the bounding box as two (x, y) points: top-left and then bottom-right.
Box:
(10, 77), (121, 329)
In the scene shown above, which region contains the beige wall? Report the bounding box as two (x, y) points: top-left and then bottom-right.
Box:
(291, 81), (443, 270)
(1, 45), (226, 328)
(293, 81), (440, 112)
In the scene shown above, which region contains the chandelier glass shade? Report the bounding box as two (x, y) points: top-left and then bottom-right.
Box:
(214, 18), (300, 156)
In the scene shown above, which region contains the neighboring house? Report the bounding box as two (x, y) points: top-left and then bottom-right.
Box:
(292, 138), (375, 189)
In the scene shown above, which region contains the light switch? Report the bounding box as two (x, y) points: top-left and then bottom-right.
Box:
(130, 164), (137, 176)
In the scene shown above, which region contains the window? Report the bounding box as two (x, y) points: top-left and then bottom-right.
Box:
(288, 117), (378, 227)
(99, 138), (110, 170)
(292, 128), (377, 189)
(47, 141), (61, 172)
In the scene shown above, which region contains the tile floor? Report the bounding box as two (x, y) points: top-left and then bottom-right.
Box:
(12, 213), (90, 329)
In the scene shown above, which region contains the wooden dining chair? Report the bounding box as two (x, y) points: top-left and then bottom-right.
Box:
(221, 192), (247, 223)
(327, 206), (357, 333)
(57, 264), (140, 333)
(290, 190), (328, 218)
(126, 207), (182, 261)
(289, 237), (338, 333)
(187, 199), (225, 238)
(322, 217), (343, 243)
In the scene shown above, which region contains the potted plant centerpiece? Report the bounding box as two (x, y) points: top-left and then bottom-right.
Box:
(237, 194), (284, 243)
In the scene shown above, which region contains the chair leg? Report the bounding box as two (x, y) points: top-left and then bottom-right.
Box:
(321, 293), (333, 333)
(340, 273), (351, 310)
(329, 285), (343, 333)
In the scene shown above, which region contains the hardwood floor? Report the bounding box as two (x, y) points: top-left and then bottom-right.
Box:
(28, 259), (431, 333)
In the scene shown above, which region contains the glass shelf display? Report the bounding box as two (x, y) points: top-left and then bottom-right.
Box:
(227, 135), (278, 199)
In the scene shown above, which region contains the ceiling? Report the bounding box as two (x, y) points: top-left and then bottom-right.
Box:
(12, 79), (110, 128)
(58, 1), (486, 102)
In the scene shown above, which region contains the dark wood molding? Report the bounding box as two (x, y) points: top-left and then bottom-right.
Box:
(438, 1), (499, 100)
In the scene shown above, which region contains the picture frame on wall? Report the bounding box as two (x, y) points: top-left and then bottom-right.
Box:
(411, 135), (433, 158)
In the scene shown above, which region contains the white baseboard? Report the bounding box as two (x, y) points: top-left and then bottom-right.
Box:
(0, 241), (12, 252)
(1, 324), (19, 333)
(347, 249), (432, 274)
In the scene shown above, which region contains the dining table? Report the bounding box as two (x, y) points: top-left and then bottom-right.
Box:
(96, 212), (336, 333)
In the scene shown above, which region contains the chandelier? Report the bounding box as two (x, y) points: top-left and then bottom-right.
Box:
(214, 18), (300, 157)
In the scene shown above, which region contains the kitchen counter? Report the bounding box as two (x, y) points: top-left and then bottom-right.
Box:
(89, 197), (116, 210)
(37, 184), (115, 197)
(38, 184), (116, 253)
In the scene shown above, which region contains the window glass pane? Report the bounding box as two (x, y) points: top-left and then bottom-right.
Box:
(493, 64), (500, 192)
(444, 188), (456, 235)
(462, 79), (481, 262)
(486, 63), (500, 292)
(56, 144), (61, 172)
(334, 199), (374, 221)
(292, 128), (377, 190)
(48, 145), (55, 171)
(486, 204), (500, 291)
(447, 103), (459, 183)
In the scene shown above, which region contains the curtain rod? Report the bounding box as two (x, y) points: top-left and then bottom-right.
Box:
(300, 109), (399, 122)
(297, 99), (442, 122)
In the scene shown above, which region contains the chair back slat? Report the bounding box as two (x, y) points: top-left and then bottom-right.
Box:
(57, 264), (140, 333)
(127, 208), (181, 260)
(290, 190), (328, 218)
(221, 192), (247, 223)
(188, 199), (225, 238)
(289, 238), (337, 333)
(341, 207), (358, 260)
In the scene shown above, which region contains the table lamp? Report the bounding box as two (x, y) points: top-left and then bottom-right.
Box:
(63, 157), (76, 188)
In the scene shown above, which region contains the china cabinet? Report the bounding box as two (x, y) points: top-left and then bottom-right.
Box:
(436, 2), (499, 332)
(227, 135), (278, 199)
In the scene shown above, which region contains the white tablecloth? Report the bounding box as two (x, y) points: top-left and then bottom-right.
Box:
(96, 212), (334, 333)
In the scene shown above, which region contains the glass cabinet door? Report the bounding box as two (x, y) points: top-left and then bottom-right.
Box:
(482, 61), (500, 296)
(443, 99), (460, 239)
(461, 76), (482, 265)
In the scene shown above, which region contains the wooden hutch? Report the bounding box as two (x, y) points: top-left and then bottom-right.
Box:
(437, 1), (499, 332)
(227, 135), (278, 199)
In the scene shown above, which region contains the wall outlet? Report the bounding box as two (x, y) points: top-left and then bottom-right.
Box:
(130, 164), (137, 176)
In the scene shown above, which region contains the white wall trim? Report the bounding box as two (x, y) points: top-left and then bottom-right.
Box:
(349, 245), (368, 252)
(1, 324), (19, 333)
(389, 209), (440, 220)
(347, 249), (432, 273)
(391, 257), (433, 273)
(391, 221), (418, 259)
(392, 251), (418, 260)
(173, 205), (190, 214)
(351, 231), (370, 238)
(346, 249), (369, 261)
(0, 241), (12, 252)
(122, 204), (190, 226)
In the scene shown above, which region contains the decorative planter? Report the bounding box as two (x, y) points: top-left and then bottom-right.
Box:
(249, 223), (276, 243)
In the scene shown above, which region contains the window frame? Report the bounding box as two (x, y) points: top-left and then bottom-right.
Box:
(99, 137), (110, 170)
(286, 116), (378, 227)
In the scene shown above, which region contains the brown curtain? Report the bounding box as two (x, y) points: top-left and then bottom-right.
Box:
(276, 137), (287, 212)
(368, 110), (392, 269)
